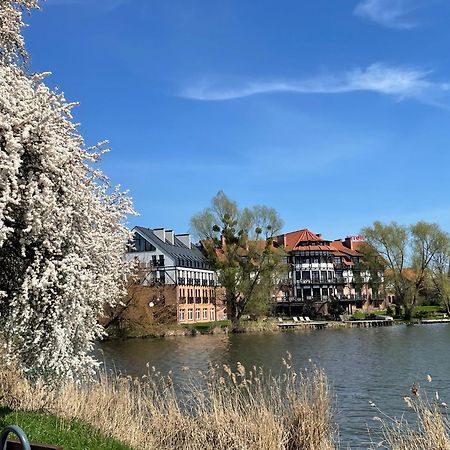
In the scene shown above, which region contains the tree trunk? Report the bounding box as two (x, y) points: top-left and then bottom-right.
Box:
(227, 292), (241, 332)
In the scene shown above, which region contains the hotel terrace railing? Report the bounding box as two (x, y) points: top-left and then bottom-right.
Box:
(296, 279), (338, 284)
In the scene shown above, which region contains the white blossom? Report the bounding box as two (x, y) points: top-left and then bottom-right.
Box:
(0, 1), (134, 380)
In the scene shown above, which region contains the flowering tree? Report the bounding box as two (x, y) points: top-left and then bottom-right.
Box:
(0, 1), (134, 379)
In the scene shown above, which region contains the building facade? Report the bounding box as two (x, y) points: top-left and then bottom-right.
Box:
(126, 227), (225, 323)
(275, 229), (384, 315)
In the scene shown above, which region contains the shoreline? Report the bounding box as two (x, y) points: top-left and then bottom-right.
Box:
(103, 317), (432, 341)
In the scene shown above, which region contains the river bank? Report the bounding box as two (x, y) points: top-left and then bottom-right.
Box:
(105, 317), (407, 340)
(2, 348), (449, 450)
(99, 323), (450, 447)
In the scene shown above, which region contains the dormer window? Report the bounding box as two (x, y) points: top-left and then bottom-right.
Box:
(128, 233), (156, 252)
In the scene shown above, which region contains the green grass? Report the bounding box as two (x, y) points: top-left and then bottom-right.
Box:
(0, 407), (133, 450)
(351, 311), (366, 320)
(414, 305), (442, 313)
(184, 319), (230, 331)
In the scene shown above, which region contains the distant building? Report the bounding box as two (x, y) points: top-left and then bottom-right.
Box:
(126, 227), (225, 323)
(275, 229), (385, 315)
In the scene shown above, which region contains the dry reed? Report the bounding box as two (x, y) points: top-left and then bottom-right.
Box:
(0, 354), (337, 450)
(369, 387), (450, 449)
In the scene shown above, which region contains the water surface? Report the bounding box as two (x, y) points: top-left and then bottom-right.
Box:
(99, 324), (450, 449)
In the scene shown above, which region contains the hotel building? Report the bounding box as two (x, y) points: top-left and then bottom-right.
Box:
(126, 226), (225, 323)
(275, 229), (382, 314)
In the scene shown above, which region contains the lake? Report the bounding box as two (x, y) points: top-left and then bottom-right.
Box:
(99, 324), (450, 449)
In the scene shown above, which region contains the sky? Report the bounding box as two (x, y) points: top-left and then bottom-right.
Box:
(24, 0), (450, 240)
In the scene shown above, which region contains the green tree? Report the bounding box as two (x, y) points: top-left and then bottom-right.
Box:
(428, 234), (450, 315)
(362, 221), (449, 320)
(191, 191), (286, 330)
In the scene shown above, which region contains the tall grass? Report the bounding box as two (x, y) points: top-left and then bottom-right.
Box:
(0, 355), (336, 450)
(370, 387), (450, 449)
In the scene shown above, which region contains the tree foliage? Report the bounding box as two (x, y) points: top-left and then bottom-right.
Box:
(0, 1), (134, 379)
(191, 191), (286, 328)
(362, 221), (450, 319)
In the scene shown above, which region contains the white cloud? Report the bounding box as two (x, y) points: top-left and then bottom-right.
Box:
(180, 63), (450, 107)
(354, 0), (419, 29)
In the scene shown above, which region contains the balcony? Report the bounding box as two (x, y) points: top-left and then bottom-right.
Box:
(195, 297), (202, 303)
(194, 279), (201, 286)
(177, 277), (186, 285)
(187, 296), (194, 304)
(209, 280), (216, 286)
(179, 296), (187, 304)
(187, 278), (193, 285)
(202, 280), (208, 286)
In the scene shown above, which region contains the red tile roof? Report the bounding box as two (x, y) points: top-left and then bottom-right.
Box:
(330, 240), (361, 257)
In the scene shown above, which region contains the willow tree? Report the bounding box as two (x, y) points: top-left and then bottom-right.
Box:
(362, 221), (449, 320)
(428, 232), (450, 315)
(191, 191), (286, 330)
(0, 1), (134, 379)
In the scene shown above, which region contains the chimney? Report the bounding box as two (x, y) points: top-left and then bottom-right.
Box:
(317, 233), (322, 239)
(344, 237), (352, 250)
(165, 229), (175, 245)
(153, 228), (165, 242)
(176, 233), (191, 249)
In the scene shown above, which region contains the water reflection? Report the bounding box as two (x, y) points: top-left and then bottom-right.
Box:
(98, 324), (450, 448)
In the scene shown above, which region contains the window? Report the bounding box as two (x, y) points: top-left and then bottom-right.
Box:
(302, 271), (310, 280)
(179, 309), (185, 321)
(210, 309), (215, 321)
(128, 233), (156, 252)
(187, 309), (193, 321)
(203, 308), (208, 319)
(321, 271), (327, 282)
(312, 271), (319, 282)
(196, 308), (201, 320)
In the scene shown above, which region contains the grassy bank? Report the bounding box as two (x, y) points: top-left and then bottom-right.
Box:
(0, 360), (448, 449)
(0, 357), (335, 450)
(0, 408), (132, 450)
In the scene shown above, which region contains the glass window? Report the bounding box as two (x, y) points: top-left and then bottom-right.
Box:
(196, 308), (201, 320)
(210, 309), (215, 321)
(179, 309), (185, 321)
(187, 309), (193, 320)
(203, 308), (208, 319)
(128, 233), (156, 252)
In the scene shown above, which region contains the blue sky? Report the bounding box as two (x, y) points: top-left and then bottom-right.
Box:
(25, 0), (450, 239)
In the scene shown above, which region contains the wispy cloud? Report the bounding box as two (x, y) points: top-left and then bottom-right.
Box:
(354, 0), (419, 29)
(180, 63), (450, 107)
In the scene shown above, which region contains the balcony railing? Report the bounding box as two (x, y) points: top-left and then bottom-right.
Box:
(177, 277), (186, 285)
(194, 279), (200, 286)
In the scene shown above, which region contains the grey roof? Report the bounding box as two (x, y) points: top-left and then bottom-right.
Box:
(134, 226), (207, 264)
